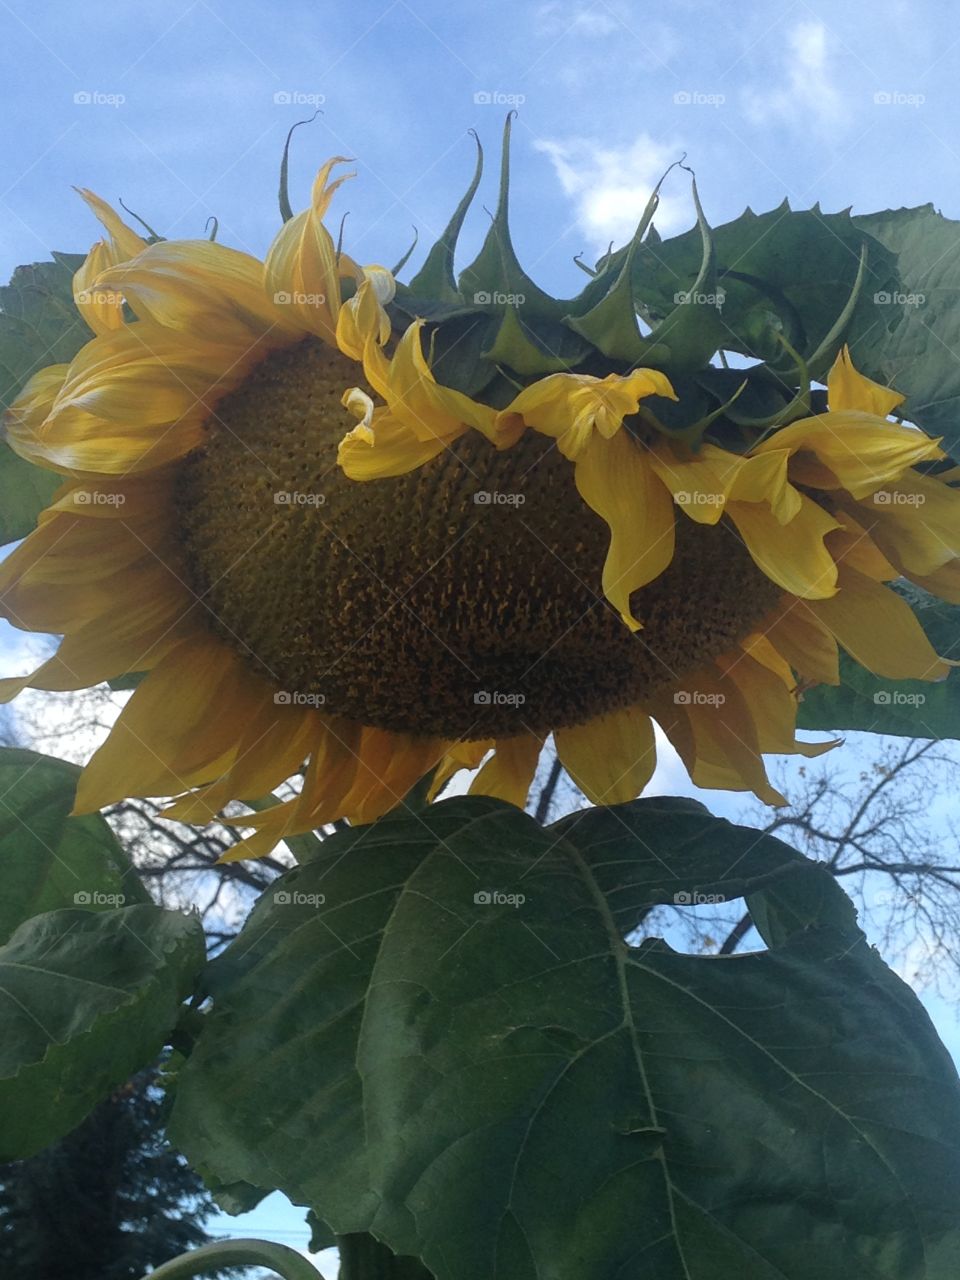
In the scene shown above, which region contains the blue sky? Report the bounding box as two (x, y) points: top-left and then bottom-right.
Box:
(3, 0), (960, 1266)
(3, 0), (960, 287)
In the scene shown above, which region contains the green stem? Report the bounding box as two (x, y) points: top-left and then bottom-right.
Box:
(137, 1237), (323, 1280)
(336, 1234), (434, 1279)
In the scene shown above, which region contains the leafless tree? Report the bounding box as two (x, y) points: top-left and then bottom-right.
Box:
(6, 680), (960, 991)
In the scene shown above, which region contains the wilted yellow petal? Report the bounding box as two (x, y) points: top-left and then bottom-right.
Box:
(826, 345), (905, 417)
(574, 431), (676, 630)
(264, 157), (355, 340)
(470, 732), (544, 807)
(556, 704), (656, 804)
(729, 494), (840, 598)
(807, 567), (953, 680)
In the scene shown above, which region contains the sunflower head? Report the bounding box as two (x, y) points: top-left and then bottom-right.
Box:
(2, 129), (957, 857)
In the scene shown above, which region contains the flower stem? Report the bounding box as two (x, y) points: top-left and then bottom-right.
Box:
(136, 1237), (323, 1280)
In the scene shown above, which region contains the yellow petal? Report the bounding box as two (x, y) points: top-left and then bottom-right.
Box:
(264, 157), (355, 341)
(32, 324), (259, 474)
(827, 511), (898, 580)
(648, 443), (801, 527)
(280, 720), (362, 831)
(729, 493), (840, 598)
(574, 432), (676, 630)
(219, 721), (363, 861)
(908, 558), (960, 605)
(807, 567), (953, 681)
(335, 274), (394, 400)
(469, 732), (544, 808)
(647, 442), (742, 525)
(852, 473), (960, 576)
(675, 671), (786, 805)
(827, 345), (905, 417)
(165, 702), (322, 824)
(762, 606), (840, 685)
(644, 689), (697, 771)
(428, 739), (493, 799)
(0, 511), (175, 634)
(3, 365), (70, 465)
(336, 270), (393, 365)
(386, 320), (496, 443)
(73, 637), (272, 811)
(73, 240), (127, 335)
(556, 704), (656, 804)
(0, 567), (194, 701)
(757, 413), (941, 498)
(717, 653), (836, 758)
(498, 369), (675, 460)
(98, 240), (302, 343)
(738, 632), (796, 688)
(75, 188), (147, 262)
(72, 186), (148, 333)
(338, 406), (451, 480)
(341, 729), (446, 825)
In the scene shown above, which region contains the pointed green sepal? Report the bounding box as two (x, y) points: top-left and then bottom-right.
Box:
(391, 226), (419, 276)
(636, 174), (727, 373)
(457, 114), (563, 319)
(561, 186), (662, 359)
(482, 305), (587, 376)
(278, 110), (322, 224)
(405, 132), (484, 300)
(117, 198), (163, 243)
(804, 239), (869, 382)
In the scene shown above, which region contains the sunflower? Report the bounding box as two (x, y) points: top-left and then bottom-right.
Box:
(1, 156), (957, 860)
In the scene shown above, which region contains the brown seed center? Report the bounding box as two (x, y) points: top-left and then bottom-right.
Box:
(176, 338), (782, 737)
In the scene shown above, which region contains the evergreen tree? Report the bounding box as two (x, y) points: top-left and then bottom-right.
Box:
(0, 1065), (218, 1279)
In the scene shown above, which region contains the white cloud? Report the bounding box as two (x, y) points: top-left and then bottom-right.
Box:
(534, 3), (679, 74)
(534, 132), (692, 255)
(536, 3), (620, 36)
(742, 20), (845, 132)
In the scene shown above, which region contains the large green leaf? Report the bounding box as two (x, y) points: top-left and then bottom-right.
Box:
(0, 252), (90, 544)
(0, 443), (61, 545)
(170, 797), (960, 1280)
(0, 747), (149, 944)
(0, 904), (204, 1159)
(798, 586), (960, 739)
(591, 202), (892, 369)
(849, 206), (960, 452)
